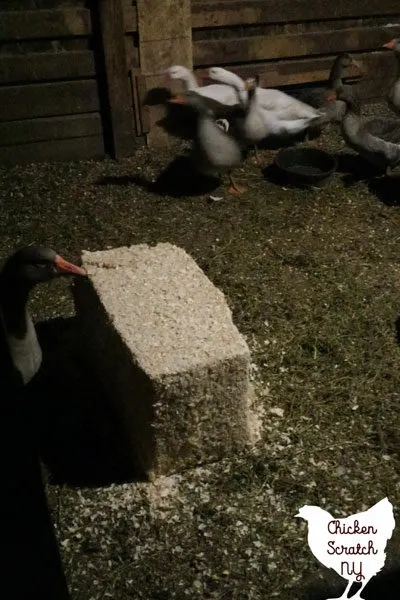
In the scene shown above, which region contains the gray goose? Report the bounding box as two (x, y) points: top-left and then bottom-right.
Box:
(169, 92), (246, 194)
(329, 87), (400, 175)
(0, 245), (86, 599)
(382, 38), (400, 116)
(291, 53), (361, 123)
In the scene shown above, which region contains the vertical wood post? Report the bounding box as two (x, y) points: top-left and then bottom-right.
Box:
(97, 0), (135, 158)
(136, 0), (193, 148)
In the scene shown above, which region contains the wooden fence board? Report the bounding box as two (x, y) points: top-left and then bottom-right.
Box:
(0, 50), (95, 84)
(0, 80), (100, 121)
(0, 135), (105, 165)
(0, 113), (102, 147)
(0, 8), (92, 40)
(193, 25), (400, 65)
(137, 0), (192, 147)
(97, 0), (136, 157)
(122, 3), (139, 33)
(191, 0), (400, 28)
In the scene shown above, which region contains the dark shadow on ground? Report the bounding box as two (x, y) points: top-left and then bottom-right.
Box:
(333, 152), (387, 186)
(262, 163), (327, 189)
(96, 155), (221, 198)
(262, 163), (291, 187)
(368, 175), (400, 207)
(300, 565), (400, 599)
(29, 317), (145, 487)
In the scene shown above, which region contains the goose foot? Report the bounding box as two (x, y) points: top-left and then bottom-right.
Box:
(228, 184), (247, 195)
(227, 173), (246, 195)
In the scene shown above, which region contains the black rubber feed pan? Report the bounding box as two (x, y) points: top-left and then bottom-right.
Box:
(275, 147), (337, 186)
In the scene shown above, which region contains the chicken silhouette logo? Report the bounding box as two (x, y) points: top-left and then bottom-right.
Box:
(296, 497), (396, 599)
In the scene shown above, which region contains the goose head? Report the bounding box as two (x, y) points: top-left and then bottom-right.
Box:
(244, 76), (260, 106)
(329, 53), (362, 90)
(335, 53), (361, 71)
(245, 75), (259, 92)
(0, 247), (86, 383)
(1, 246), (86, 290)
(165, 65), (191, 80)
(0, 245), (86, 332)
(383, 38), (400, 52)
(164, 65), (198, 91)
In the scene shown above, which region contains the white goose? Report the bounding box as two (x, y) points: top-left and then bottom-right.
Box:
(242, 76), (324, 142)
(215, 74), (323, 153)
(207, 66), (323, 119)
(165, 65), (239, 105)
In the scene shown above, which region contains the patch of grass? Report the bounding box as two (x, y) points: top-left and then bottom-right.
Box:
(1, 113), (400, 599)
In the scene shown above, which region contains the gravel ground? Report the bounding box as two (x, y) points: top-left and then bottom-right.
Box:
(1, 103), (400, 599)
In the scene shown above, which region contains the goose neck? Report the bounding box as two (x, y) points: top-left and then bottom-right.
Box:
(0, 277), (31, 336)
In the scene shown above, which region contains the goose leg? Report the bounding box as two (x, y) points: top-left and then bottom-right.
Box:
(346, 578), (371, 599)
(252, 145), (262, 165)
(325, 580), (353, 600)
(227, 172), (246, 195)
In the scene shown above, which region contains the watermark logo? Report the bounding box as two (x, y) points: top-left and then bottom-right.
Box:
(296, 497), (395, 599)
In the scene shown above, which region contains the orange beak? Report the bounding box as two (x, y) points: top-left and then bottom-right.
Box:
(168, 95), (186, 104)
(326, 91), (337, 102)
(383, 39), (397, 50)
(55, 255), (86, 276)
(197, 71), (209, 81)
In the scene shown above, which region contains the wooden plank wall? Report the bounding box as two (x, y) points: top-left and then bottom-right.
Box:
(0, 0), (106, 165)
(189, 0), (400, 101)
(1, 1), (400, 162)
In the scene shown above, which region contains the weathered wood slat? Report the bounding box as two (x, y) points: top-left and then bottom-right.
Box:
(194, 51), (396, 98)
(136, 0), (192, 147)
(0, 51), (95, 84)
(123, 4), (139, 33)
(98, 0), (136, 157)
(0, 113), (102, 147)
(0, 8), (92, 40)
(129, 69), (150, 135)
(191, 0), (400, 29)
(0, 135), (105, 166)
(193, 26), (400, 65)
(0, 80), (100, 121)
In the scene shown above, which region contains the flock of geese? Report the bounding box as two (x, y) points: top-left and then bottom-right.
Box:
(160, 38), (400, 193)
(1, 39), (400, 599)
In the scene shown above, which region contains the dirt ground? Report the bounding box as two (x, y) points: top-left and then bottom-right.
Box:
(1, 108), (399, 599)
